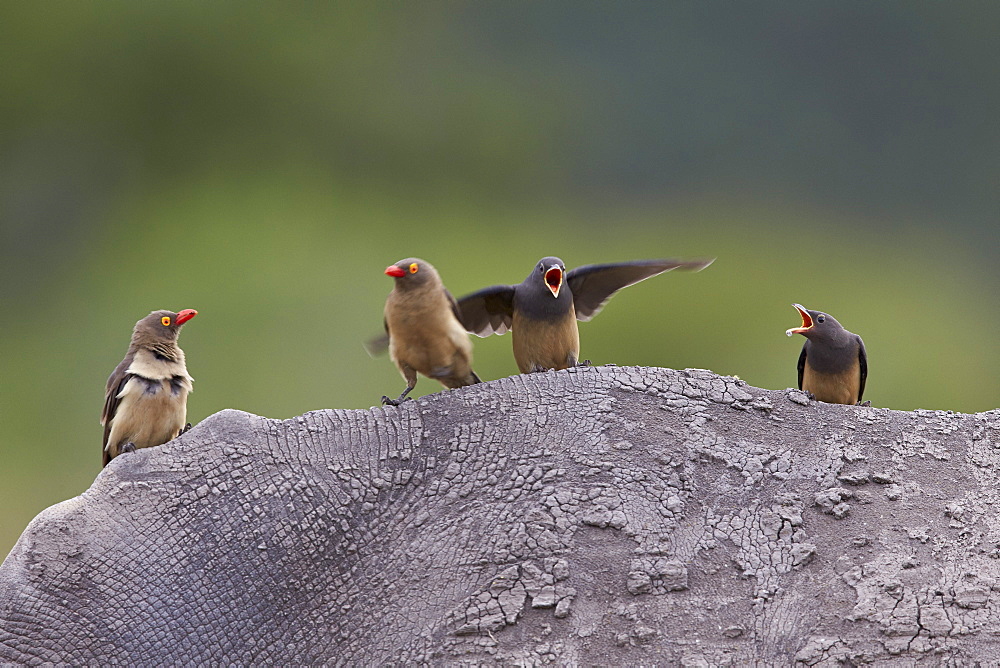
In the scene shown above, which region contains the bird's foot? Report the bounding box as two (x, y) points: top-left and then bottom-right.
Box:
(180, 422), (193, 435)
(120, 441), (137, 455)
(381, 395), (413, 407)
(804, 391), (816, 401)
(529, 364), (549, 373)
(575, 359), (592, 368)
(858, 400), (872, 407)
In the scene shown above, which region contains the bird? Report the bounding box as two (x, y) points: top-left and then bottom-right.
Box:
(456, 256), (714, 373)
(371, 258), (481, 406)
(101, 309), (198, 467)
(785, 303), (867, 405)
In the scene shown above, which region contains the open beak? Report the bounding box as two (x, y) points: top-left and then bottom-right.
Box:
(385, 265), (406, 278)
(175, 309), (198, 326)
(785, 303), (813, 336)
(544, 265), (563, 298)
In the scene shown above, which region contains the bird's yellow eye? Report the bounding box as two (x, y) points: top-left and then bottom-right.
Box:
(409, 263), (419, 274)
(161, 316), (171, 326)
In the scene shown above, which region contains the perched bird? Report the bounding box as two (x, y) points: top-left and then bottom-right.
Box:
(456, 256), (714, 373)
(372, 258), (481, 406)
(785, 303), (867, 405)
(101, 309), (198, 467)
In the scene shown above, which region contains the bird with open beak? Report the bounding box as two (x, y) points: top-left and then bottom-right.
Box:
(456, 256), (714, 373)
(373, 258), (481, 406)
(786, 303), (867, 405)
(101, 309), (197, 467)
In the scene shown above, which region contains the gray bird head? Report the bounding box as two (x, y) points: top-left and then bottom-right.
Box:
(527, 256), (567, 299)
(132, 309), (197, 346)
(785, 304), (848, 340)
(384, 258), (440, 290)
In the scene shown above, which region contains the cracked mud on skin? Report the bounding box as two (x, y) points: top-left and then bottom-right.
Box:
(1, 366), (998, 665)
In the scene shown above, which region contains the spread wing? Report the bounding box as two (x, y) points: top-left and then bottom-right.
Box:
(455, 285), (516, 336)
(101, 358), (132, 467)
(857, 336), (867, 403)
(567, 258), (714, 321)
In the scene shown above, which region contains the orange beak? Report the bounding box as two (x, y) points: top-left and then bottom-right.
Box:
(785, 303), (813, 336)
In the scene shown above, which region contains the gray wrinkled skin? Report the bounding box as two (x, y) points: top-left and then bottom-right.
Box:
(2, 366), (999, 665)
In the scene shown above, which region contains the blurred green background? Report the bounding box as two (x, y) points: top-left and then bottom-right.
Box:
(2, 2), (998, 559)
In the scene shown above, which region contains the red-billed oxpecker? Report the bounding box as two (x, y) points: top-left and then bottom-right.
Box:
(372, 258), (481, 406)
(101, 309), (197, 467)
(786, 303), (867, 405)
(456, 256), (714, 373)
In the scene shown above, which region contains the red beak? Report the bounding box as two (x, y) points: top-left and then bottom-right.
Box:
(385, 265), (406, 278)
(175, 309), (198, 325)
(544, 265), (563, 298)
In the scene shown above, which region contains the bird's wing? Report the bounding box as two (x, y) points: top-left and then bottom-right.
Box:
(445, 288), (464, 325)
(857, 336), (868, 403)
(796, 345), (807, 391)
(567, 258), (714, 321)
(101, 359), (132, 467)
(455, 285), (516, 336)
(364, 319), (390, 357)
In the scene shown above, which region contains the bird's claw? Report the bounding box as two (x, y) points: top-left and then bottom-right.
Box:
(120, 441), (137, 455)
(575, 359), (592, 368)
(381, 395), (413, 407)
(804, 391), (816, 401)
(180, 422), (193, 435)
(858, 400), (872, 407)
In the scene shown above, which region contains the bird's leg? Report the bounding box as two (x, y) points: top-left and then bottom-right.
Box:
(858, 400), (872, 407)
(180, 422), (193, 435)
(381, 385), (414, 406)
(120, 441), (137, 455)
(575, 359), (592, 368)
(383, 364), (417, 406)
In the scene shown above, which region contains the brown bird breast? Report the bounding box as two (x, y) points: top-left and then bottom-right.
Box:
(105, 375), (191, 457)
(801, 364), (861, 405)
(511, 309), (581, 373)
(386, 288), (474, 386)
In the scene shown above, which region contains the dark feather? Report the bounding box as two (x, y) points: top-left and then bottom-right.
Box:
(857, 336), (867, 403)
(445, 289), (464, 328)
(101, 356), (133, 467)
(456, 285), (516, 336)
(365, 334), (390, 357)
(567, 259), (714, 321)
(796, 345), (807, 391)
